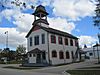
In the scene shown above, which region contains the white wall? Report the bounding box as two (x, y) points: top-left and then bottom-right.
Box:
(28, 54), (36, 63)
(48, 33), (78, 65)
(27, 29), (49, 63)
(27, 28), (78, 65)
(83, 46), (100, 59)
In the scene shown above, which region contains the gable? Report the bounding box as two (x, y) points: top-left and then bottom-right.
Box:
(26, 25), (41, 38)
(32, 25), (41, 31)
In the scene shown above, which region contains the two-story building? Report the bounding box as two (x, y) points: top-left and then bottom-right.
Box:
(26, 5), (79, 65)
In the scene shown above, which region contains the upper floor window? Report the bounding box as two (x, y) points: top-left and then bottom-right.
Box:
(51, 35), (56, 43)
(75, 40), (79, 47)
(52, 50), (57, 57)
(65, 38), (68, 45)
(30, 37), (32, 46)
(34, 35), (39, 45)
(70, 39), (73, 46)
(59, 51), (64, 59)
(58, 36), (63, 44)
(41, 34), (45, 44)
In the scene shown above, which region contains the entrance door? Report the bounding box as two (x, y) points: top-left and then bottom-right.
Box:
(36, 54), (41, 63)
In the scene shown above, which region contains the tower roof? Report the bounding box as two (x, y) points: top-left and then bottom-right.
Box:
(33, 5), (48, 17)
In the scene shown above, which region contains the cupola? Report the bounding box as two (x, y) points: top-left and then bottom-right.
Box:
(32, 5), (49, 26)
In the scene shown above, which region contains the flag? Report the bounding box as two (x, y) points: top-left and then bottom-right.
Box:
(5, 31), (8, 34)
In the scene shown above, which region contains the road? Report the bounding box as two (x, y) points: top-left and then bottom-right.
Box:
(0, 59), (99, 75)
(30, 59), (99, 74)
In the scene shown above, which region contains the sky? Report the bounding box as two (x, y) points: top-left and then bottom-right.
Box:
(0, 0), (99, 50)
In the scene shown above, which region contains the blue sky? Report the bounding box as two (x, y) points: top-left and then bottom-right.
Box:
(0, 0), (99, 50)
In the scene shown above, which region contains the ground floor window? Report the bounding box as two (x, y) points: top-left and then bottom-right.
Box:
(66, 51), (70, 59)
(59, 51), (64, 59)
(52, 50), (57, 57)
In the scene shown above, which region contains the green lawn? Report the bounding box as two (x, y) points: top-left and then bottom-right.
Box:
(67, 70), (100, 75)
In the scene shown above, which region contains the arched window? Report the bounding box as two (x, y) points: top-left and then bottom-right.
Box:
(66, 51), (70, 59)
(52, 50), (57, 57)
(59, 51), (64, 59)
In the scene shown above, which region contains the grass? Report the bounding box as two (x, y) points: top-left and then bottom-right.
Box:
(67, 70), (100, 75)
(3, 66), (40, 70)
(78, 66), (100, 69)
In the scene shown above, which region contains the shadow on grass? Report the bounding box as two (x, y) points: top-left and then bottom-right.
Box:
(67, 70), (100, 75)
(3, 66), (41, 70)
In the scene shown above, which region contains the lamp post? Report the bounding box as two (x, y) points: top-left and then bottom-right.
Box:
(5, 31), (9, 50)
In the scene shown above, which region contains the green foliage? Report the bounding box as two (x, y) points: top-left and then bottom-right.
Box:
(93, 0), (100, 29)
(16, 45), (26, 54)
(0, 0), (35, 12)
(15, 45), (26, 61)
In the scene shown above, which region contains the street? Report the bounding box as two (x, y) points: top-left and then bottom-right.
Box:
(0, 59), (99, 75)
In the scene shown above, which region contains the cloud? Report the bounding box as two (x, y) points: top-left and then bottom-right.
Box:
(1, 9), (34, 33)
(79, 35), (98, 48)
(13, 13), (34, 32)
(48, 17), (75, 33)
(0, 28), (27, 49)
(52, 0), (95, 21)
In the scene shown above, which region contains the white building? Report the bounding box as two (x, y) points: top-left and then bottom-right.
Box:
(82, 44), (100, 59)
(26, 5), (79, 65)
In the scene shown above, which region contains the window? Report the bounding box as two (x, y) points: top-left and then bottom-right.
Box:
(89, 53), (93, 56)
(30, 37), (32, 46)
(70, 39), (73, 46)
(34, 35), (39, 45)
(51, 35), (56, 43)
(29, 54), (32, 57)
(59, 51), (64, 59)
(41, 34), (45, 44)
(65, 38), (68, 45)
(52, 50), (57, 57)
(58, 36), (63, 44)
(33, 54), (35, 57)
(75, 40), (79, 47)
(66, 51), (70, 59)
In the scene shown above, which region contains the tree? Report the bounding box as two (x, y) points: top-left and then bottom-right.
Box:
(16, 45), (26, 61)
(93, 0), (100, 43)
(0, 0), (35, 12)
(16, 45), (26, 54)
(93, 0), (100, 29)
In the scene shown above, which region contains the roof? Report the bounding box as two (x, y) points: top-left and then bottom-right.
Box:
(32, 19), (49, 25)
(93, 43), (100, 47)
(32, 5), (48, 17)
(26, 25), (78, 39)
(27, 48), (42, 54)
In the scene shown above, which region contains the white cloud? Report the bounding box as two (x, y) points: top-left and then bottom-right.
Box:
(13, 13), (34, 32)
(0, 28), (27, 50)
(52, 0), (95, 21)
(79, 35), (98, 48)
(48, 17), (75, 33)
